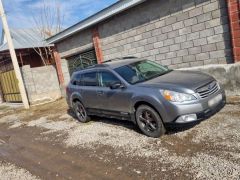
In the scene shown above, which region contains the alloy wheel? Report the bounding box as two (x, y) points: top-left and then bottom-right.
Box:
(139, 110), (158, 132)
(74, 102), (87, 122)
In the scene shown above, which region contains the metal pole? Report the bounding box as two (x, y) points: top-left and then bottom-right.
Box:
(0, 0), (29, 109)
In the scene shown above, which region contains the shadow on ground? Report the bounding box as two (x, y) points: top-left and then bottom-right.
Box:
(67, 108), (199, 136)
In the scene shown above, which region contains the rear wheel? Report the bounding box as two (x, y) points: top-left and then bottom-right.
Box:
(73, 101), (90, 123)
(136, 105), (166, 138)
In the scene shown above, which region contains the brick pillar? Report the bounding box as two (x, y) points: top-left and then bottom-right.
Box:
(227, 0), (240, 62)
(0, 87), (3, 103)
(92, 27), (104, 64)
(53, 47), (64, 85)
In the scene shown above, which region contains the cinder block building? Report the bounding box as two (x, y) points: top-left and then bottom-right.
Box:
(48, 0), (240, 89)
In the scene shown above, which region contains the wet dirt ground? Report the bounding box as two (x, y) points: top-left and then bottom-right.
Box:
(0, 99), (239, 180)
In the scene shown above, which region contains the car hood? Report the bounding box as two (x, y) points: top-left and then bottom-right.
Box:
(137, 70), (214, 91)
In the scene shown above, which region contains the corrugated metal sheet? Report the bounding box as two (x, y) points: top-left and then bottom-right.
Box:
(0, 28), (52, 52)
(47, 0), (146, 44)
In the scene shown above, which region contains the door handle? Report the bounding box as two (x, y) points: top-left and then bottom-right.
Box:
(97, 90), (104, 96)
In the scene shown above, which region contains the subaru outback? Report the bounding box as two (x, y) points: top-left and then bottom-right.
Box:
(66, 57), (226, 138)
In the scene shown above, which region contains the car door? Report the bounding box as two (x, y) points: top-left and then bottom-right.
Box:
(97, 70), (133, 116)
(79, 71), (99, 110)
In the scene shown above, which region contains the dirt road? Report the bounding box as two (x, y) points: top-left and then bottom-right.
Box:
(0, 99), (239, 180)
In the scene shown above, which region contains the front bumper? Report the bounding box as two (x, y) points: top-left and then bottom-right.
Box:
(164, 89), (226, 125)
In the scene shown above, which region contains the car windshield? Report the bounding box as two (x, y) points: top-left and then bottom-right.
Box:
(114, 60), (172, 84)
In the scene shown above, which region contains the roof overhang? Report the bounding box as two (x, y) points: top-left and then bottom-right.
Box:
(47, 0), (146, 44)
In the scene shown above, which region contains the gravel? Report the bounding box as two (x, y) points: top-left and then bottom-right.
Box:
(27, 117), (77, 133)
(0, 115), (19, 124)
(175, 105), (240, 147)
(1, 103), (240, 179)
(0, 162), (40, 180)
(191, 153), (240, 180)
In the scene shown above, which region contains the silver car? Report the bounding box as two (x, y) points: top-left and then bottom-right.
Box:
(66, 57), (226, 138)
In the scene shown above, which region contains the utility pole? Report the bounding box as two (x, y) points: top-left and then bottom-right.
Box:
(0, 0), (29, 109)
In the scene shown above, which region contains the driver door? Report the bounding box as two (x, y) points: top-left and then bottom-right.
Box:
(96, 70), (132, 117)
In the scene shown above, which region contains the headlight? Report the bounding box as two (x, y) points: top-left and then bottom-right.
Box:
(160, 90), (196, 102)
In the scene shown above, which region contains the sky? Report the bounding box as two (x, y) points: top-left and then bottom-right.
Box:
(0, 0), (117, 32)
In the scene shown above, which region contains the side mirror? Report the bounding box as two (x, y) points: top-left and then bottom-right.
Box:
(109, 82), (125, 89)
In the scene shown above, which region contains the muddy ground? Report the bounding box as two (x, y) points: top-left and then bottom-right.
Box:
(0, 99), (239, 180)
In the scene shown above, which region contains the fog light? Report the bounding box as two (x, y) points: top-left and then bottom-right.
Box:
(175, 114), (197, 123)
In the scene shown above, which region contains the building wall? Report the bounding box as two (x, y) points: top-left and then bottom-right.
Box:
(21, 65), (61, 104)
(56, 29), (93, 86)
(99, 0), (232, 69)
(60, 58), (71, 86)
(56, 0), (233, 86)
(57, 29), (93, 58)
(19, 51), (44, 68)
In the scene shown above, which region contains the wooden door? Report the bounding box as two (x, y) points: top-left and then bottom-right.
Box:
(0, 70), (22, 102)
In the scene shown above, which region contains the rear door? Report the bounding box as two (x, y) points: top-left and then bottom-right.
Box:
(78, 71), (99, 109)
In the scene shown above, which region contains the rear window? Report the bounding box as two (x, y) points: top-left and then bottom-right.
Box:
(81, 72), (97, 86)
(71, 72), (97, 86)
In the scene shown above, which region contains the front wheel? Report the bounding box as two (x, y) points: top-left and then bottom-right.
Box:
(73, 101), (90, 123)
(136, 105), (166, 138)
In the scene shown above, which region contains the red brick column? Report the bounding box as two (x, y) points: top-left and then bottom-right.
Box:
(227, 0), (240, 62)
(0, 85), (4, 103)
(92, 27), (104, 64)
(53, 47), (64, 85)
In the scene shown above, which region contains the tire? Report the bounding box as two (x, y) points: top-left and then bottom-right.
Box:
(135, 105), (166, 138)
(72, 101), (90, 123)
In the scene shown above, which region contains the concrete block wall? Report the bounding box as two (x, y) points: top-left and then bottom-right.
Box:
(57, 29), (93, 58)
(99, 0), (232, 69)
(21, 65), (61, 104)
(181, 62), (240, 96)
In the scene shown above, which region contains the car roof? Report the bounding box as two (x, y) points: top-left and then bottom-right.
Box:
(104, 58), (143, 69)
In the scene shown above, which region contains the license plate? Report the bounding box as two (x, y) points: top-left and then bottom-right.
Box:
(208, 94), (222, 107)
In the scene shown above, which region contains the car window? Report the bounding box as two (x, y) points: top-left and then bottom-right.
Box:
(99, 71), (121, 87)
(114, 66), (141, 84)
(81, 72), (98, 86)
(71, 73), (81, 85)
(137, 61), (161, 73)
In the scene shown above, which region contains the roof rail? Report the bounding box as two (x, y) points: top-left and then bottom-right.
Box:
(83, 64), (109, 70)
(103, 56), (138, 63)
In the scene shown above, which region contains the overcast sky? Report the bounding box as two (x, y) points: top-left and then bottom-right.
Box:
(1, 0), (117, 32)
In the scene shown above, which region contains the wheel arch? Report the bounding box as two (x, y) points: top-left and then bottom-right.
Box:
(70, 92), (84, 108)
(133, 100), (164, 123)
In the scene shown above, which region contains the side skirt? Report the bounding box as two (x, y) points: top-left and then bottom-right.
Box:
(86, 108), (133, 121)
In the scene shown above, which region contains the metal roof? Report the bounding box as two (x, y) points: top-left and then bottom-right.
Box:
(0, 28), (52, 52)
(47, 0), (146, 44)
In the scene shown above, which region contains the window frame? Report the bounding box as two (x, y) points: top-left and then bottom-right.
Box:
(76, 71), (98, 87)
(98, 70), (122, 88)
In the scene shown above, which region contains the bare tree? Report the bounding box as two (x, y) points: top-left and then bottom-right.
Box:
(31, 0), (64, 65)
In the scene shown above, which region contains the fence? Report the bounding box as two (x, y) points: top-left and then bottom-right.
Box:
(21, 65), (61, 105)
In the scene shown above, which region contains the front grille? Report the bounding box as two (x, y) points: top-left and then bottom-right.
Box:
(197, 81), (220, 99)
